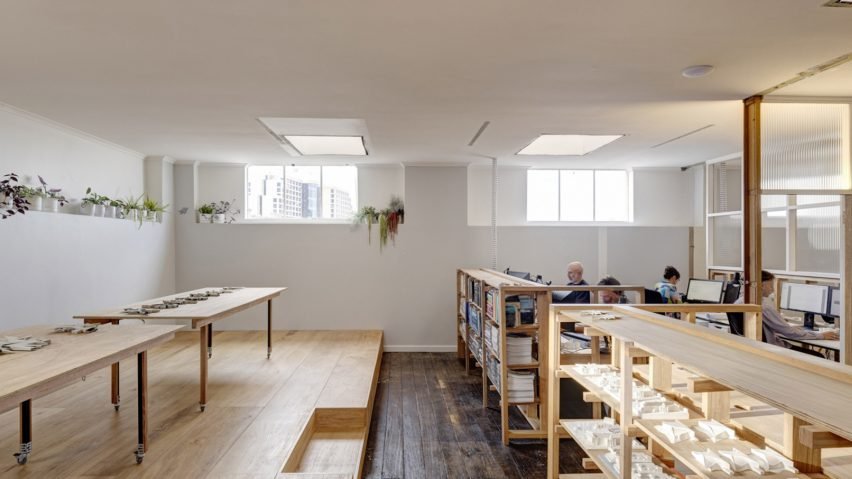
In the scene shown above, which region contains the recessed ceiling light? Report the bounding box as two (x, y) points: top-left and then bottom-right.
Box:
(681, 65), (715, 78)
(282, 135), (367, 156)
(516, 134), (624, 156)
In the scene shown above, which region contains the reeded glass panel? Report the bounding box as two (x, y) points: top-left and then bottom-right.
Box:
(797, 195), (840, 206)
(711, 214), (742, 268)
(762, 211), (786, 271)
(761, 103), (851, 191)
(796, 205), (840, 274)
(710, 160), (742, 213)
(761, 195), (787, 210)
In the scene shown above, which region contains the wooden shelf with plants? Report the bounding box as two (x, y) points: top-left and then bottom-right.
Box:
(545, 303), (852, 479)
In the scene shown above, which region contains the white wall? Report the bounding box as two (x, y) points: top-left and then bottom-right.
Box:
(0, 104), (175, 330)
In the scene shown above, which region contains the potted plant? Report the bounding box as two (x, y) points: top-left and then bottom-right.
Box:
(143, 197), (168, 222)
(20, 185), (45, 211)
(353, 206), (379, 243)
(0, 173), (30, 219)
(105, 198), (122, 218)
(121, 194), (143, 226)
(81, 188), (107, 216)
(197, 203), (214, 223)
(36, 176), (68, 213)
(212, 199), (240, 224)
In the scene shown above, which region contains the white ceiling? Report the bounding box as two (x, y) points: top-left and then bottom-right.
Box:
(1, 0), (851, 168)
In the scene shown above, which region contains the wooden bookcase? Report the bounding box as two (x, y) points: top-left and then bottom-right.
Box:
(456, 268), (647, 445)
(545, 303), (852, 479)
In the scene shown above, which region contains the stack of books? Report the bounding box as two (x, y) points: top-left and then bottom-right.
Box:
(506, 370), (536, 403)
(506, 334), (534, 364)
(485, 323), (500, 357)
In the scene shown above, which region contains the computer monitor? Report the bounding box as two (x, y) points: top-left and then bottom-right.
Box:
(685, 279), (725, 304)
(828, 287), (841, 318)
(780, 283), (831, 329)
(505, 269), (531, 280)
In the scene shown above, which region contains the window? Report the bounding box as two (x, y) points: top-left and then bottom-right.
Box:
(245, 165), (358, 220)
(526, 169), (631, 222)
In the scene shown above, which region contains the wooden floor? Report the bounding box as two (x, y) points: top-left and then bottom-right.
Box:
(363, 352), (585, 479)
(0, 330), (382, 479)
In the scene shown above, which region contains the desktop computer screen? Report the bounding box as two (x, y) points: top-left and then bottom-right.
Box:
(780, 283), (830, 315)
(685, 279), (725, 303)
(506, 270), (532, 281)
(829, 287), (841, 318)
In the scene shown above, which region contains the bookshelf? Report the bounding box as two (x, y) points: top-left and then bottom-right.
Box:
(545, 303), (852, 479)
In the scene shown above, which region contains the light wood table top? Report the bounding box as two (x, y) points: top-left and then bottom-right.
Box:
(74, 287), (287, 328)
(0, 324), (181, 413)
(585, 306), (852, 442)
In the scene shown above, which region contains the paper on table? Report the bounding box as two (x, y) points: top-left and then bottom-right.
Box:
(0, 336), (51, 354)
(693, 419), (736, 442)
(54, 324), (99, 334)
(751, 447), (798, 474)
(691, 449), (733, 475)
(718, 448), (764, 474)
(654, 421), (696, 443)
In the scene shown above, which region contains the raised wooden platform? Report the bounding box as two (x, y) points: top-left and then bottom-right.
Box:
(0, 330), (383, 478)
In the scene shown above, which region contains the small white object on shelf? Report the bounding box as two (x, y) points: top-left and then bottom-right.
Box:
(580, 310), (620, 320)
(54, 324), (99, 334)
(691, 449), (733, 475)
(693, 419), (735, 443)
(750, 447), (798, 474)
(0, 336), (51, 354)
(654, 421), (696, 444)
(718, 448), (764, 474)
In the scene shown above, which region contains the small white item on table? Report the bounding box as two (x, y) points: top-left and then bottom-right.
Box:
(54, 324), (99, 334)
(718, 448), (764, 474)
(750, 447), (798, 474)
(654, 421), (696, 444)
(0, 336), (51, 353)
(691, 449), (733, 475)
(693, 419), (736, 442)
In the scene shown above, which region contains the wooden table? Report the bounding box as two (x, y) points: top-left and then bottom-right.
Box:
(0, 323), (181, 465)
(74, 287), (287, 412)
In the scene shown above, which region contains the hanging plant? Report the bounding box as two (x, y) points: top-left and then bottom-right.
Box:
(378, 211), (389, 251)
(353, 206), (379, 244)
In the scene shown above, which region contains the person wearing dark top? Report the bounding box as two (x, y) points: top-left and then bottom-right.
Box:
(598, 275), (630, 304)
(564, 261), (591, 304)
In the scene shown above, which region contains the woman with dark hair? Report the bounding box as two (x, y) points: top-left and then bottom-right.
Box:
(655, 266), (682, 304)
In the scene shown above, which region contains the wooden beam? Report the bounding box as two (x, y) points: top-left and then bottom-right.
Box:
(701, 391), (731, 422)
(582, 392), (601, 403)
(687, 377), (733, 393)
(649, 357), (672, 392)
(743, 95), (763, 315)
(783, 414), (822, 473)
(842, 195), (852, 366)
(799, 425), (852, 449)
(628, 347), (650, 359)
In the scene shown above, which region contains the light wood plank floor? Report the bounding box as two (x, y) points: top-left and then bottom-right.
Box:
(0, 330), (382, 478)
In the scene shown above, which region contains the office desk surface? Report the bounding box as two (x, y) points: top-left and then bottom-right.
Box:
(585, 309), (852, 442)
(781, 336), (841, 351)
(74, 287), (286, 327)
(0, 324), (181, 412)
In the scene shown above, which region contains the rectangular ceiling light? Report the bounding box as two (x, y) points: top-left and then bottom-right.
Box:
(517, 134), (623, 156)
(283, 135), (368, 156)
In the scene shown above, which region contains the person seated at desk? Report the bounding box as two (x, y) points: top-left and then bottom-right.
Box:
(655, 265), (682, 304)
(598, 276), (629, 304)
(563, 261), (591, 304)
(738, 270), (839, 348)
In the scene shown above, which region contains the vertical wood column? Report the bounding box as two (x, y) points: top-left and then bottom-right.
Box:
(784, 414), (822, 473)
(842, 196), (852, 365)
(619, 341), (635, 479)
(743, 96), (763, 310)
(546, 305), (561, 479)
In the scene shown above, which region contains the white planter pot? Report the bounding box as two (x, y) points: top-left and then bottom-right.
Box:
(45, 197), (59, 213)
(29, 196), (44, 211)
(81, 203), (97, 216)
(141, 209), (150, 221)
(212, 214), (225, 224)
(125, 209), (138, 221)
(199, 214), (212, 223)
(96, 204), (106, 217)
(155, 211), (163, 223)
(104, 205), (117, 218)
(147, 211), (157, 221)
(2, 194), (14, 209)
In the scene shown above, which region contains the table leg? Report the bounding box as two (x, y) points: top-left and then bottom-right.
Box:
(199, 325), (208, 411)
(111, 363), (121, 411)
(267, 299), (272, 359)
(135, 351), (148, 464)
(14, 400), (32, 465)
(207, 323), (213, 359)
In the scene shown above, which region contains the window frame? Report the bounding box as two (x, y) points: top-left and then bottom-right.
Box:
(525, 168), (633, 224)
(243, 164), (359, 224)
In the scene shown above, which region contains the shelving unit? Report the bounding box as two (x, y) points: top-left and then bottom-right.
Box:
(546, 303), (852, 479)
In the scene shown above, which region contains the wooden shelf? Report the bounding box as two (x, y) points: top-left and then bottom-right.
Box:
(507, 324), (539, 333)
(507, 362), (539, 370)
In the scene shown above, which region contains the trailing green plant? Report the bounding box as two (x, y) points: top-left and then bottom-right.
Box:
(353, 206), (379, 243)
(197, 203), (214, 215)
(109, 199), (123, 208)
(0, 173), (30, 219)
(378, 211), (389, 251)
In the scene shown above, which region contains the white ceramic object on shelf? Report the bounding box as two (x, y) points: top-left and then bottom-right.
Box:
(29, 196), (43, 211)
(45, 197), (59, 212)
(125, 209), (138, 222)
(212, 214), (225, 224)
(199, 213), (212, 223)
(104, 205), (117, 218)
(81, 203), (97, 216)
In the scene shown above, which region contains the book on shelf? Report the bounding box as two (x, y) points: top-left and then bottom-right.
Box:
(506, 370), (536, 403)
(485, 288), (496, 319)
(506, 333), (535, 364)
(468, 305), (481, 336)
(484, 322), (500, 357)
(459, 298), (467, 319)
(468, 278), (482, 305)
(487, 355), (501, 390)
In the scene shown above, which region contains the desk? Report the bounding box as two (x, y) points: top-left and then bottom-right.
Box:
(74, 286), (286, 411)
(781, 336), (841, 362)
(0, 323), (180, 465)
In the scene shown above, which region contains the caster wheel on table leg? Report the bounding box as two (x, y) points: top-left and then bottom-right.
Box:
(14, 453), (28, 465)
(199, 404), (206, 412)
(114, 404), (120, 411)
(134, 445), (145, 464)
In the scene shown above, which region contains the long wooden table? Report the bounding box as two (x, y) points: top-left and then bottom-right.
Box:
(74, 287), (287, 411)
(0, 323), (181, 465)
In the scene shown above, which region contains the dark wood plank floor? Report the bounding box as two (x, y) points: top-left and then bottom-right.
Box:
(363, 352), (585, 479)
